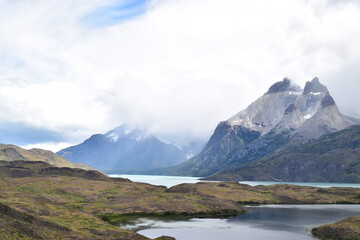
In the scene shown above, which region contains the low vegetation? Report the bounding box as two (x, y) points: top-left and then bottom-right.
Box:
(312, 216), (360, 240)
(1, 161), (360, 239)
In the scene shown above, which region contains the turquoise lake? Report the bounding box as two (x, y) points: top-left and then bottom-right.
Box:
(108, 174), (360, 188)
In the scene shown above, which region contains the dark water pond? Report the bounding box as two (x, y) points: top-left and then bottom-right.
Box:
(120, 205), (360, 240)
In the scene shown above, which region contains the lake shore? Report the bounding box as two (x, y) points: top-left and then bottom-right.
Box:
(312, 216), (360, 240)
(1, 162), (360, 239)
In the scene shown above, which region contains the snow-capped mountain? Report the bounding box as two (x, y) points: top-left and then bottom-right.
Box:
(228, 77), (355, 139)
(158, 77), (359, 180)
(57, 125), (205, 172)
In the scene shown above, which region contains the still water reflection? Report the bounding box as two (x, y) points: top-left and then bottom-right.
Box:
(120, 205), (360, 240)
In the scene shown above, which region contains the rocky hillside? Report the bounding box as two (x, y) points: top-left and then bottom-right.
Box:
(0, 160), (127, 181)
(0, 202), (78, 240)
(58, 125), (204, 172)
(0, 144), (91, 170)
(205, 124), (360, 182)
(158, 77), (359, 182)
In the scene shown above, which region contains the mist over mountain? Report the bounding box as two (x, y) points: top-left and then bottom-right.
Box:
(57, 125), (205, 172)
(154, 77), (360, 182)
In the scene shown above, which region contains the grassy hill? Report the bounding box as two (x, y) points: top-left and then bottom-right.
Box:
(312, 216), (360, 240)
(0, 144), (92, 170)
(1, 161), (360, 239)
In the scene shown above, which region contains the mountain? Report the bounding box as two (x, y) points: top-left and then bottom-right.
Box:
(0, 144), (91, 170)
(57, 125), (204, 172)
(159, 77), (359, 181)
(206, 124), (360, 182)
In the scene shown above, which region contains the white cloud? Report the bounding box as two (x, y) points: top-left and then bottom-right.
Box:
(0, 0), (360, 149)
(21, 142), (75, 153)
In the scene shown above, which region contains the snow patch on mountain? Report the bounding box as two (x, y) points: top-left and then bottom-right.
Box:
(107, 133), (119, 142)
(227, 77), (357, 140)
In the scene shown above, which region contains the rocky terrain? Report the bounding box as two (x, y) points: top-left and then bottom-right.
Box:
(0, 160), (124, 181)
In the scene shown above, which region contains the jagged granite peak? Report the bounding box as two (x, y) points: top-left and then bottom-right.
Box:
(303, 77), (329, 95)
(321, 92), (336, 108)
(285, 103), (297, 115)
(227, 77), (346, 136)
(266, 77), (302, 94)
(291, 104), (356, 141)
(159, 76), (359, 179)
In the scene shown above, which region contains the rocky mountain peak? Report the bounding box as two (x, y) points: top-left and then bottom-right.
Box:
(321, 92), (336, 108)
(266, 78), (301, 94)
(303, 77), (328, 95)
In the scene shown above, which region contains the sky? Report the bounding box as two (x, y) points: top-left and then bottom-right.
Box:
(0, 0), (360, 151)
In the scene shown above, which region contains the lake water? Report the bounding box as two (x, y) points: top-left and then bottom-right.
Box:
(108, 174), (360, 188)
(121, 205), (360, 240)
(108, 174), (360, 239)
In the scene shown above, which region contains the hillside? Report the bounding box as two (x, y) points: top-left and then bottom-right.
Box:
(1, 161), (360, 239)
(0, 144), (91, 170)
(312, 216), (360, 240)
(0, 160), (124, 181)
(205, 124), (360, 182)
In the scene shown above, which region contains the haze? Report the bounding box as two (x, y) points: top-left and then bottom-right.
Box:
(0, 0), (359, 151)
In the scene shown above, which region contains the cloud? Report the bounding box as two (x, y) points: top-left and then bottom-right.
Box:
(0, 122), (67, 145)
(0, 0), (360, 149)
(20, 142), (75, 153)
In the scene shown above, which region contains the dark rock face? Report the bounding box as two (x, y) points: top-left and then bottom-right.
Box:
(206, 124), (360, 182)
(303, 77), (328, 95)
(203, 122), (261, 153)
(285, 103), (297, 114)
(7, 167), (33, 178)
(158, 123), (291, 177)
(266, 78), (301, 94)
(321, 93), (336, 108)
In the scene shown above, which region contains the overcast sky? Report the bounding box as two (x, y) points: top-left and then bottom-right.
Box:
(0, 0), (360, 151)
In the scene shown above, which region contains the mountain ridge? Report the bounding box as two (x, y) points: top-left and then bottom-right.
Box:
(57, 124), (205, 172)
(154, 77), (360, 182)
(205, 124), (360, 182)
